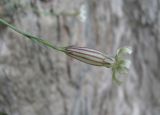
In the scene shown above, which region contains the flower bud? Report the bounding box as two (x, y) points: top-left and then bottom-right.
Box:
(64, 46), (115, 67)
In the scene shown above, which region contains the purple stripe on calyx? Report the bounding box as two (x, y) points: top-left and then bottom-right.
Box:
(67, 53), (105, 66)
(65, 46), (114, 67)
(66, 46), (104, 55)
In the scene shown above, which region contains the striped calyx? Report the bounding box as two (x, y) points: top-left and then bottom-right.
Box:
(64, 46), (115, 67)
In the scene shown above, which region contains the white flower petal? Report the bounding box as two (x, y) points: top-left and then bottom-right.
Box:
(117, 47), (132, 56)
(79, 4), (87, 22)
(124, 60), (131, 69)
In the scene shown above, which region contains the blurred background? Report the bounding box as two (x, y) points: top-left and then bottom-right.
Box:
(0, 0), (160, 115)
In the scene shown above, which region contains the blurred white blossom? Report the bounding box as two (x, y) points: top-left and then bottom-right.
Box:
(79, 4), (87, 22)
(112, 47), (132, 84)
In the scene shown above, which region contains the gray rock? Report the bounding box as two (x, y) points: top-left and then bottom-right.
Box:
(0, 0), (160, 115)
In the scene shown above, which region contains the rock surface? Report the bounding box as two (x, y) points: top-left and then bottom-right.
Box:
(0, 0), (160, 115)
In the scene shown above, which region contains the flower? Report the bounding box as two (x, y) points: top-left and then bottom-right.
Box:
(0, 18), (132, 85)
(112, 47), (132, 84)
(79, 4), (87, 22)
(64, 46), (132, 84)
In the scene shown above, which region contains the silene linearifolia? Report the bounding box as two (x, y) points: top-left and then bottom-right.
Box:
(0, 18), (132, 84)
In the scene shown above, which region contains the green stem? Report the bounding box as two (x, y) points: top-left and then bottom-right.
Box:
(0, 18), (65, 52)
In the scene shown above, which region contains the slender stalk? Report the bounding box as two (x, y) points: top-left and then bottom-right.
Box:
(0, 18), (65, 52)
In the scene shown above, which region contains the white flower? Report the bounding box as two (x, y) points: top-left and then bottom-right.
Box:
(79, 4), (87, 22)
(64, 46), (132, 84)
(112, 47), (132, 84)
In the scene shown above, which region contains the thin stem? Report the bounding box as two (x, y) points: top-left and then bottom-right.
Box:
(0, 18), (66, 52)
